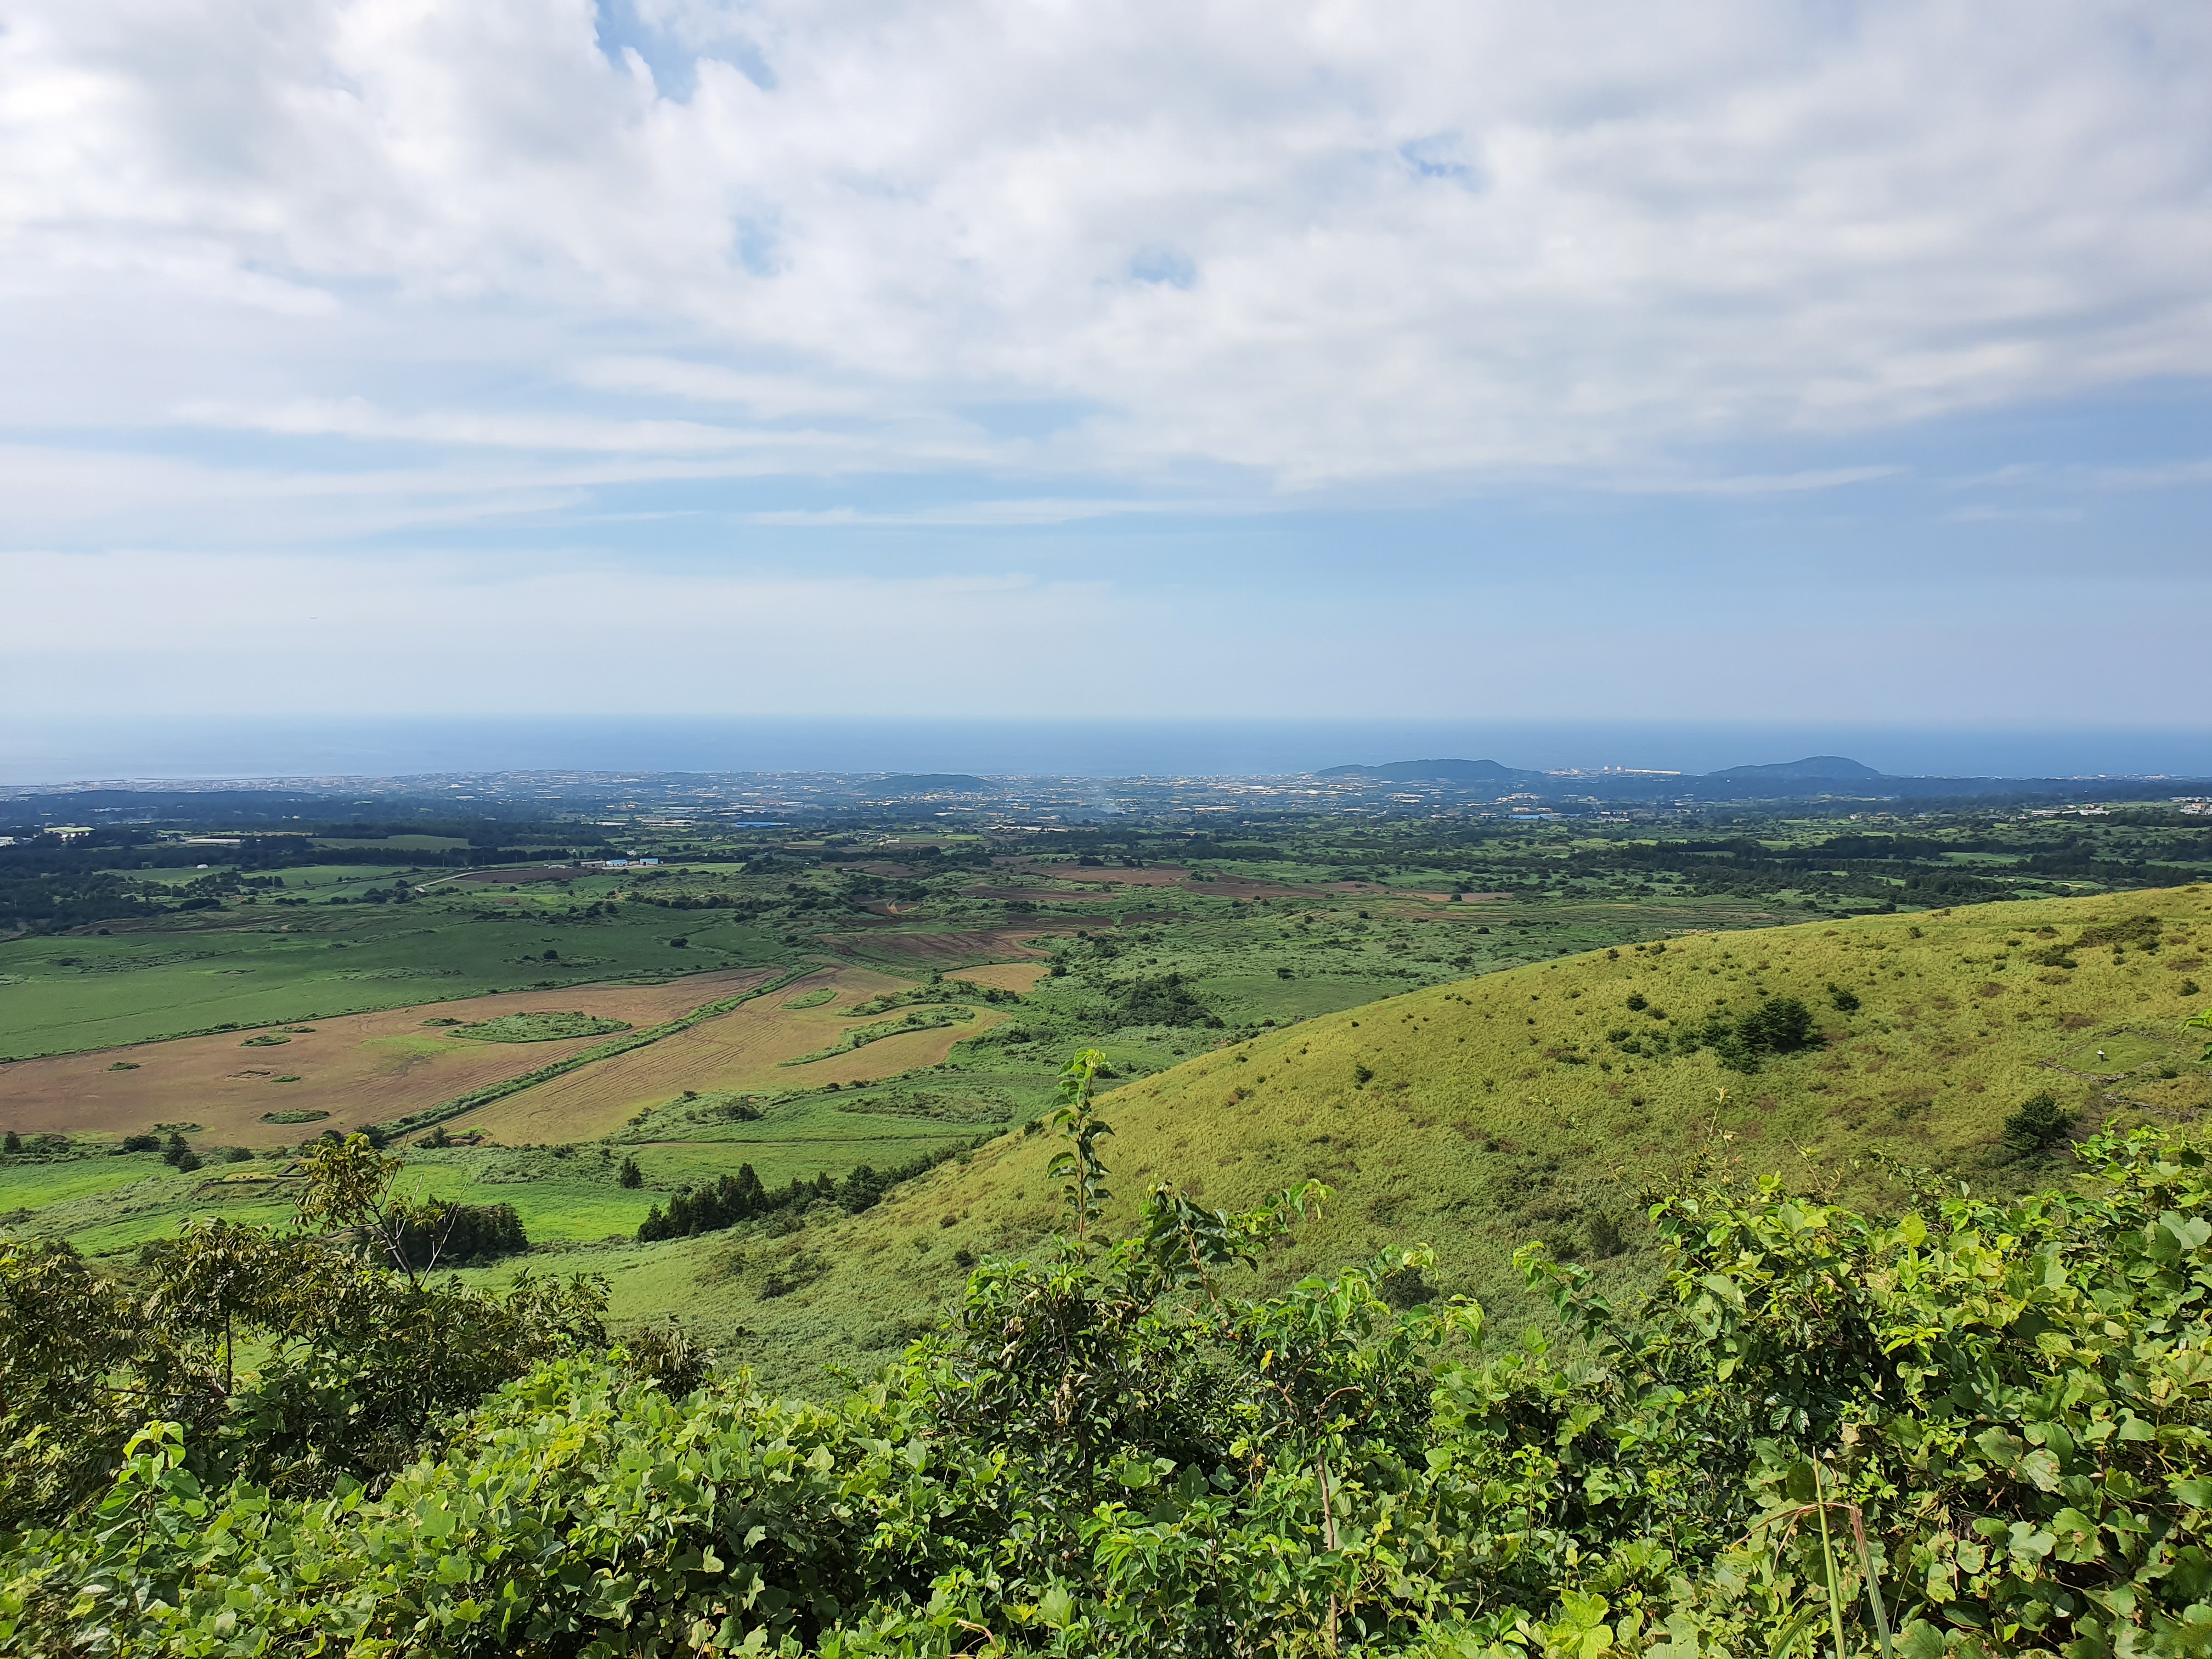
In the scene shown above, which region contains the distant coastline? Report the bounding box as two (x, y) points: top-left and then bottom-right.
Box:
(5, 715), (2211, 787)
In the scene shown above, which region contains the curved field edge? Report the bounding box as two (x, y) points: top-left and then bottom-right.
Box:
(779, 1006), (977, 1066)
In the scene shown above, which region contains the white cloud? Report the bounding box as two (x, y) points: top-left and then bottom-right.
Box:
(1, 0), (2207, 503)
(172, 396), (898, 458)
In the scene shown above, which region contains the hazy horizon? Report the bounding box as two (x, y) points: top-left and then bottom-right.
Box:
(7, 716), (2212, 789)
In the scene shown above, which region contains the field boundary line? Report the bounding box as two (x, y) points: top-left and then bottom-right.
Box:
(370, 965), (813, 1140)
(780, 1006), (979, 1067)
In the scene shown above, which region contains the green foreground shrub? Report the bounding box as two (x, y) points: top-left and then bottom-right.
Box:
(8, 1109), (2212, 1656)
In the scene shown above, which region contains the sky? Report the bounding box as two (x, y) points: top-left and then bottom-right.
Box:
(4, 1), (2210, 742)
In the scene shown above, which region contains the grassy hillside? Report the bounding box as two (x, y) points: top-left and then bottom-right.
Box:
(537, 885), (2212, 1384)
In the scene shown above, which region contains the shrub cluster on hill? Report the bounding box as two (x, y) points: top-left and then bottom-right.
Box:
(1113, 970), (1223, 1028)
(1606, 992), (1819, 1071)
(9, 1017), (2212, 1656)
(396, 1199), (528, 1267)
(636, 1142), (975, 1241)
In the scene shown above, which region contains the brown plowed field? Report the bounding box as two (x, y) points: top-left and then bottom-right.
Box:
(1000, 864), (1190, 887)
(0, 968), (781, 1147)
(458, 968), (1005, 1143)
(946, 962), (1050, 994)
(1205, 877), (1331, 899)
(819, 924), (1088, 968)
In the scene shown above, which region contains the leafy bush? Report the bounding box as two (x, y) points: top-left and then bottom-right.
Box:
(1735, 993), (1817, 1056)
(19, 1101), (2212, 1658)
(2076, 913), (2164, 951)
(2, 1139), (605, 1527)
(1666, 995), (1822, 1072)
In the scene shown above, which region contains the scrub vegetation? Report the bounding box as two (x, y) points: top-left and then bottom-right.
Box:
(9, 1104), (2212, 1656)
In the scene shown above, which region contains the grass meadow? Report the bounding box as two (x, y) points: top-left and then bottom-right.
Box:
(0, 889), (786, 1057)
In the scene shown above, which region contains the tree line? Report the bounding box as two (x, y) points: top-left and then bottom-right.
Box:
(636, 1139), (978, 1242)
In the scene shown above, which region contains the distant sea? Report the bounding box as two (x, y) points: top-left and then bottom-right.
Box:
(3, 718), (2210, 787)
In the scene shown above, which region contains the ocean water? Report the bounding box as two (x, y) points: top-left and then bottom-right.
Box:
(4, 717), (2210, 786)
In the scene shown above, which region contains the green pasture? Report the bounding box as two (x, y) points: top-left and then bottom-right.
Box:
(0, 1154), (195, 1218)
(16, 1162), (302, 1259)
(0, 908), (785, 1058)
(611, 1087), (1007, 1153)
(1192, 972), (1408, 1020)
(118, 864), (419, 891)
(3, 1133), (979, 1259)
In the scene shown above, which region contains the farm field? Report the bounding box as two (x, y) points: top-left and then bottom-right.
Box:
(0, 966), (788, 1146)
(7, 799), (2209, 1387)
(15, 882), (2206, 1393)
(944, 961), (1050, 994)
(0, 899), (786, 1059)
(453, 966), (1006, 1142)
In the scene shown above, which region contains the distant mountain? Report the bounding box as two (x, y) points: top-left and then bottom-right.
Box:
(1316, 758), (1541, 783)
(1706, 756), (1885, 781)
(873, 773), (992, 792)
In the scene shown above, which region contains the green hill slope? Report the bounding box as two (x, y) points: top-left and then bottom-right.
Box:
(513, 887), (2212, 1384)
